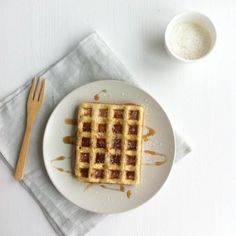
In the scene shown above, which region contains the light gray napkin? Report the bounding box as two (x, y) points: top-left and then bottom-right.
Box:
(0, 33), (191, 236)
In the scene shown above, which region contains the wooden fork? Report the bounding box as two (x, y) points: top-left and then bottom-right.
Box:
(15, 78), (46, 181)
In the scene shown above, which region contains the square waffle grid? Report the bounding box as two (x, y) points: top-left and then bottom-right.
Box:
(75, 102), (144, 185)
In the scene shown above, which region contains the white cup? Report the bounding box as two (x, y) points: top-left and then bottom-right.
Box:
(165, 11), (217, 62)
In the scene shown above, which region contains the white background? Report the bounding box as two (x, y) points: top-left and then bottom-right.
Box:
(0, 0), (236, 235)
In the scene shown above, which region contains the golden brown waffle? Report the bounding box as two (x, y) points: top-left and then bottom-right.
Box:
(75, 102), (144, 185)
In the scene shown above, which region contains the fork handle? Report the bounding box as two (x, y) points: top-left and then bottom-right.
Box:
(15, 120), (33, 181)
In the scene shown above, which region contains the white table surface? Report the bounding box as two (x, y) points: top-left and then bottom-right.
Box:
(0, 0), (236, 235)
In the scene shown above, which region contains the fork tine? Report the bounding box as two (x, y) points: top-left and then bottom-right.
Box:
(34, 78), (42, 101)
(29, 78), (36, 99)
(39, 79), (46, 103)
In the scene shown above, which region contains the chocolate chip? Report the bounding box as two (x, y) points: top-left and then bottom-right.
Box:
(129, 110), (139, 120)
(96, 153), (105, 163)
(80, 168), (89, 177)
(82, 137), (91, 147)
(97, 138), (106, 148)
(128, 125), (138, 135)
(83, 122), (91, 132)
(127, 140), (137, 150)
(126, 171), (135, 180)
(111, 170), (120, 179)
(114, 109), (124, 119)
(99, 109), (108, 117)
(112, 124), (123, 134)
(80, 153), (90, 163)
(112, 139), (122, 149)
(98, 123), (106, 132)
(110, 154), (121, 165)
(126, 155), (136, 165)
(93, 169), (104, 178)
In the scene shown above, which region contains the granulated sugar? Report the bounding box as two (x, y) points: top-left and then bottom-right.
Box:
(168, 22), (212, 60)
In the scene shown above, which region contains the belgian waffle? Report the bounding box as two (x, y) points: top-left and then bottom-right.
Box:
(75, 102), (144, 185)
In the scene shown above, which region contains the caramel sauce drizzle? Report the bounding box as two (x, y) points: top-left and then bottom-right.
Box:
(83, 184), (125, 192)
(51, 156), (66, 163)
(55, 167), (71, 174)
(100, 185), (132, 199)
(100, 184), (125, 192)
(142, 126), (156, 142)
(83, 184), (131, 199)
(94, 89), (107, 101)
(143, 157), (167, 166)
(123, 103), (137, 105)
(127, 190), (132, 199)
(63, 136), (77, 145)
(94, 94), (99, 101)
(120, 185), (125, 192)
(144, 150), (166, 157)
(64, 118), (78, 126)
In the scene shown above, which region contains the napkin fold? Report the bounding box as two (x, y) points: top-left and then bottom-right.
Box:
(0, 33), (190, 236)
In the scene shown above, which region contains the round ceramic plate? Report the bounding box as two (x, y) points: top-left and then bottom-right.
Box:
(43, 80), (175, 213)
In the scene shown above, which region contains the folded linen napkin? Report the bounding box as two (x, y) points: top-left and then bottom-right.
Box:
(0, 33), (191, 236)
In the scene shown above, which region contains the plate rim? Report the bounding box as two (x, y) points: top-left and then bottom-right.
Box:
(43, 79), (176, 213)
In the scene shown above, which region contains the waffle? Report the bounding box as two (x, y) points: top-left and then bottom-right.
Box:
(75, 102), (144, 185)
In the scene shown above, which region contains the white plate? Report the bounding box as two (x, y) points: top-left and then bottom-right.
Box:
(43, 80), (175, 213)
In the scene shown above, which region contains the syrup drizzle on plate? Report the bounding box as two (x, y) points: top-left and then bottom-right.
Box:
(142, 126), (156, 142)
(63, 136), (77, 145)
(84, 183), (131, 199)
(127, 190), (132, 199)
(64, 118), (78, 126)
(100, 184), (125, 192)
(54, 167), (71, 174)
(144, 150), (166, 157)
(94, 89), (107, 101)
(50, 156), (66, 163)
(143, 157), (167, 166)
